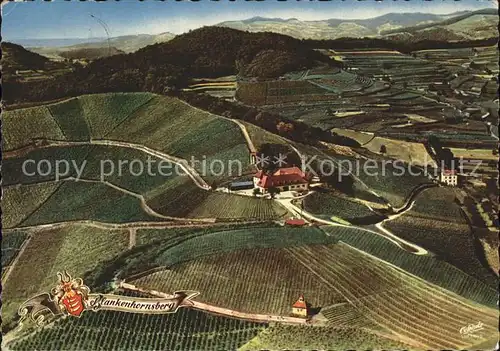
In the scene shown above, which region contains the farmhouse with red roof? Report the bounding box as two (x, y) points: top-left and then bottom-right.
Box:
(291, 294), (308, 317)
(253, 167), (309, 194)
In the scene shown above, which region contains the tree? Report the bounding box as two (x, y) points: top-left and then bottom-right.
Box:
(268, 187), (280, 199)
(276, 121), (294, 135)
(380, 145), (387, 154)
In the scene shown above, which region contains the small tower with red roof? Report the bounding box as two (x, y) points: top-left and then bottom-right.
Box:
(291, 294), (308, 317)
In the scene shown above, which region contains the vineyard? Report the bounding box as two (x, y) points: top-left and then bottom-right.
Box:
(302, 191), (376, 223)
(321, 225), (497, 306)
(107, 96), (250, 177)
(10, 308), (266, 351)
(135, 222), (280, 247)
(2, 182), (61, 228)
(20, 180), (159, 226)
(1, 230), (29, 276)
(2, 105), (66, 150)
(133, 246), (346, 315)
(283, 243), (498, 349)
(187, 193), (289, 220)
(1, 224), (128, 330)
(4, 93), (251, 181)
(384, 187), (497, 287)
(47, 98), (91, 140)
(240, 324), (409, 350)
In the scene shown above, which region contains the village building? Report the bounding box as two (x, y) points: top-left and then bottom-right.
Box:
(253, 167), (309, 194)
(291, 294), (308, 318)
(440, 169), (458, 186)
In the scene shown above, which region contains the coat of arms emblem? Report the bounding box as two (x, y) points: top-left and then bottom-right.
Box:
(51, 271), (90, 317)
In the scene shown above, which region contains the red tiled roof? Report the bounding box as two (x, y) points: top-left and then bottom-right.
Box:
(285, 218), (306, 226)
(292, 295), (307, 309)
(255, 167), (308, 188)
(443, 169), (457, 175)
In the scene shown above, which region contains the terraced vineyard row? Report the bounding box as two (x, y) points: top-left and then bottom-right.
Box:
(285, 243), (497, 349)
(133, 246), (346, 315)
(322, 225), (497, 306)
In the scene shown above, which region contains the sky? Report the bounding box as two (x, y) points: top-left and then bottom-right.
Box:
(2, 0), (497, 40)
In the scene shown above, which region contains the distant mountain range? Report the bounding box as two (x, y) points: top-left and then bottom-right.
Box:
(217, 8), (498, 41)
(18, 32), (176, 60)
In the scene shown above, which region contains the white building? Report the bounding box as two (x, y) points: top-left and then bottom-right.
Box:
(440, 169), (458, 186)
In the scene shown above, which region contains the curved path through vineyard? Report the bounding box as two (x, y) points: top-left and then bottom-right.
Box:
(3, 139), (211, 190)
(277, 197), (428, 255)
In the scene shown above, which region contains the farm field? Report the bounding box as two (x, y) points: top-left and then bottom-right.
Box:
(144, 178), (288, 220)
(295, 143), (431, 207)
(133, 246), (346, 316)
(135, 222), (279, 246)
(384, 187), (497, 286)
(362, 136), (437, 167)
(1, 224), (128, 331)
(9, 307), (266, 351)
(321, 224), (497, 307)
(283, 243), (498, 349)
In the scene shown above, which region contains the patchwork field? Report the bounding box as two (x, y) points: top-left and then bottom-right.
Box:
(107, 95), (250, 178)
(130, 239), (498, 350)
(2, 182), (61, 228)
(14, 180), (160, 226)
(2, 105), (66, 150)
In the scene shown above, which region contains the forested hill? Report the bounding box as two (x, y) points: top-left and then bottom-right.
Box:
(3, 27), (335, 104)
(1, 42), (49, 72)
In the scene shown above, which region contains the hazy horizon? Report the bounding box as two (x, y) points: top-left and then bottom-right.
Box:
(2, 0), (497, 41)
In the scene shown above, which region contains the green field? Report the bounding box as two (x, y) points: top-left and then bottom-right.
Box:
(47, 98), (91, 140)
(9, 307), (266, 351)
(85, 226), (337, 288)
(133, 246), (346, 315)
(135, 222), (279, 246)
